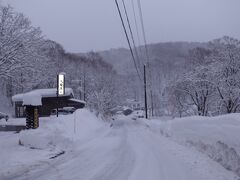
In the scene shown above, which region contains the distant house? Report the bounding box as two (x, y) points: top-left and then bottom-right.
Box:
(12, 88), (85, 118)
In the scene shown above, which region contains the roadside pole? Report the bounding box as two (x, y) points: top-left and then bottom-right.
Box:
(151, 90), (154, 117)
(144, 65), (148, 119)
(74, 110), (76, 134)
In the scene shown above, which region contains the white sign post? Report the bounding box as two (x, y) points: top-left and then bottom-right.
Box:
(74, 110), (76, 134)
(58, 74), (65, 96)
(57, 73), (66, 117)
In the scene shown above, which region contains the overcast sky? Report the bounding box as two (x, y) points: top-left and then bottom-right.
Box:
(2, 0), (240, 53)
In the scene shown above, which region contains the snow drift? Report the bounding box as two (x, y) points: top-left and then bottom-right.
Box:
(19, 109), (107, 150)
(153, 114), (240, 176)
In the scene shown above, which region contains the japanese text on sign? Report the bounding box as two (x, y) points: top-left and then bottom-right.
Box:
(58, 74), (65, 95)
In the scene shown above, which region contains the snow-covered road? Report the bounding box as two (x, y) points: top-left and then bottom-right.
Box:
(2, 115), (237, 180)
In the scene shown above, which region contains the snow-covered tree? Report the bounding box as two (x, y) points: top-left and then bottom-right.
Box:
(0, 5), (44, 79)
(173, 47), (216, 116)
(83, 52), (120, 116)
(209, 36), (240, 113)
(173, 37), (240, 116)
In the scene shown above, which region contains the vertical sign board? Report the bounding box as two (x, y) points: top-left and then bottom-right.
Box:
(57, 74), (65, 117)
(58, 74), (65, 96)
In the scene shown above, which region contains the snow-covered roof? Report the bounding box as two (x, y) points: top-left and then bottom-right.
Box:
(12, 88), (74, 105)
(22, 92), (42, 106)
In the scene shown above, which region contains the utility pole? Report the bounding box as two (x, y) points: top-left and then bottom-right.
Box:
(151, 90), (154, 117)
(83, 71), (86, 102)
(144, 64), (148, 119)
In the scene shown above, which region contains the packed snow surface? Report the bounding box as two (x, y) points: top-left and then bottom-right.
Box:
(0, 110), (239, 180)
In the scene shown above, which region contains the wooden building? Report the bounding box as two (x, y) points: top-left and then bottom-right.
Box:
(12, 88), (85, 118)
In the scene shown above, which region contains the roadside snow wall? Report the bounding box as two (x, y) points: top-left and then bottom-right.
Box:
(156, 114), (240, 177)
(19, 109), (107, 151)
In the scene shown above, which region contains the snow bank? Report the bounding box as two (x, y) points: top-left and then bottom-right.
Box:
(153, 114), (240, 176)
(19, 109), (107, 151)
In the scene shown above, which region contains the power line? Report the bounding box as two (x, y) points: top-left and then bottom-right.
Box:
(115, 0), (151, 118)
(137, 0), (150, 64)
(114, 0), (142, 81)
(137, 0), (153, 88)
(121, 0), (142, 76)
(131, 0), (143, 62)
(137, 0), (154, 117)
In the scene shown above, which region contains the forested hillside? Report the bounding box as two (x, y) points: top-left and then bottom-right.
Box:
(0, 5), (121, 115)
(99, 38), (240, 117)
(99, 42), (205, 75)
